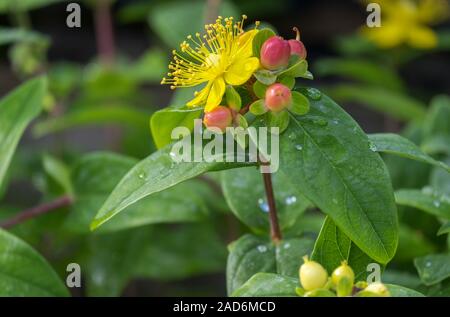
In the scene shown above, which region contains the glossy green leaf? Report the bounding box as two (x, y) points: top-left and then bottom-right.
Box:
(249, 99), (267, 115)
(226, 234), (313, 295)
(326, 84), (426, 121)
(0, 229), (69, 296)
(0, 77), (46, 188)
(252, 28), (276, 58)
(395, 188), (450, 219)
(253, 88), (398, 264)
(221, 166), (310, 233)
(254, 69), (277, 85)
(386, 284), (425, 297)
(394, 224), (436, 263)
(65, 152), (213, 233)
(279, 75), (295, 89)
(150, 106), (202, 149)
(252, 81), (267, 99)
(231, 273), (298, 297)
(225, 85), (241, 111)
(314, 58), (404, 91)
(414, 253), (450, 285)
(266, 110), (289, 133)
(311, 216), (376, 280)
(280, 59), (308, 78)
(42, 154), (74, 197)
(33, 105), (149, 137)
(289, 91), (310, 115)
(85, 223), (226, 296)
(368, 133), (450, 173)
(91, 136), (253, 230)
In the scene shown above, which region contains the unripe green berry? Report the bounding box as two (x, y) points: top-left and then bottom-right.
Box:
(332, 260), (355, 286)
(365, 282), (390, 297)
(299, 256), (328, 291)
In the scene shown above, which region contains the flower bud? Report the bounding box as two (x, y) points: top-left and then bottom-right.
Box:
(299, 256), (329, 291)
(332, 261), (355, 297)
(203, 106), (232, 132)
(365, 282), (390, 297)
(260, 36), (291, 70)
(265, 83), (292, 112)
(289, 27), (307, 59)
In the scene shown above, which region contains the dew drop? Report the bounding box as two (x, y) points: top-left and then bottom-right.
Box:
(422, 186), (433, 195)
(283, 242), (291, 249)
(258, 198), (269, 213)
(306, 88), (322, 100)
(257, 245), (268, 253)
(332, 119), (339, 125)
(433, 200), (441, 208)
(295, 144), (303, 151)
(285, 195), (297, 205)
(138, 173), (146, 180)
(369, 141), (377, 152)
(288, 132), (297, 140)
(425, 261), (432, 268)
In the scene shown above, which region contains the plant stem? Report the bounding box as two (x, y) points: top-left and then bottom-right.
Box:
(0, 195), (73, 229)
(205, 0), (221, 23)
(262, 172), (282, 243)
(94, 0), (115, 65)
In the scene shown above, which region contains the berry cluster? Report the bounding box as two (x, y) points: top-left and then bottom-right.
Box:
(297, 256), (391, 297)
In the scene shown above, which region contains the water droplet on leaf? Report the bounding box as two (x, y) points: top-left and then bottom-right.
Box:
(285, 195), (297, 205)
(306, 88), (322, 100)
(257, 245), (268, 253)
(258, 198), (269, 213)
(295, 144), (303, 151)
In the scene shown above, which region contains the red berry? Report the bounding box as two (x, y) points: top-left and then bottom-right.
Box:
(289, 39), (307, 59)
(265, 83), (292, 112)
(203, 106), (233, 132)
(260, 36), (291, 70)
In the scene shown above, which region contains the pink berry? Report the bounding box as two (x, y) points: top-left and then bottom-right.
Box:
(260, 36), (291, 70)
(203, 106), (233, 132)
(265, 83), (292, 112)
(289, 39), (307, 59)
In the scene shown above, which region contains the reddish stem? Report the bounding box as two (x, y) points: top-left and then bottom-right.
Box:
(262, 172), (282, 243)
(95, 0), (115, 65)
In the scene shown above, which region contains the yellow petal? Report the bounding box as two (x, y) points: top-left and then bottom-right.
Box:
(361, 21), (405, 48)
(187, 83), (211, 107)
(224, 57), (259, 86)
(407, 25), (438, 49)
(236, 29), (258, 58)
(205, 77), (225, 112)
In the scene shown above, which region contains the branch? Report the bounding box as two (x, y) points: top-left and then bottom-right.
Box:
(0, 195), (73, 229)
(94, 0), (115, 65)
(262, 172), (282, 243)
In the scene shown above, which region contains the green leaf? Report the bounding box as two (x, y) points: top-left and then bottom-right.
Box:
(33, 105), (150, 137)
(311, 216), (377, 280)
(231, 273), (298, 297)
(0, 77), (46, 188)
(0, 27), (47, 46)
(326, 84), (426, 121)
(254, 69), (277, 85)
(414, 253), (450, 285)
(42, 154), (74, 197)
(150, 106), (202, 149)
(252, 28), (276, 58)
(65, 152), (213, 233)
(0, 229), (69, 296)
(221, 166), (310, 233)
(386, 284), (425, 297)
(225, 85), (241, 111)
(280, 59), (308, 78)
(249, 99), (267, 115)
(278, 75), (295, 89)
(368, 133), (450, 173)
(423, 95), (450, 139)
(252, 81), (267, 99)
(91, 136), (253, 230)
(85, 223), (226, 296)
(226, 234), (313, 294)
(394, 224), (436, 263)
(314, 58), (404, 92)
(253, 88), (399, 264)
(289, 91), (310, 115)
(266, 110), (289, 133)
(0, 0), (64, 12)
(438, 222), (450, 235)
(148, 0), (239, 48)
(395, 188), (450, 219)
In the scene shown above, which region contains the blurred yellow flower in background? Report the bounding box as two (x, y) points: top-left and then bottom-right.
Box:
(161, 16), (259, 112)
(362, 0), (449, 49)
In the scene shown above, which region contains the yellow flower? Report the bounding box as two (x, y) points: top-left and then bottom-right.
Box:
(161, 16), (260, 112)
(362, 0), (449, 49)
